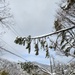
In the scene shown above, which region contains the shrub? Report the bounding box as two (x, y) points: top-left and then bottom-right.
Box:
(0, 71), (9, 75)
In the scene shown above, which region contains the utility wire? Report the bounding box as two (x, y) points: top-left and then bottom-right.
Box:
(1, 19), (21, 36)
(0, 46), (52, 74)
(0, 47), (27, 61)
(15, 23), (25, 36)
(0, 47), (52, 75)
(0, 38), (26, 60)
(8, 24), (20, 36)
(67, 57), (75, 63)
(10, 25), (20, 36)
(0, 13), (24, 36)
(0, 0), (20, 36)
(1, 21), (19, 36)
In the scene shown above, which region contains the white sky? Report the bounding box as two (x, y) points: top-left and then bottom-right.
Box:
(0, 0), (73, 65)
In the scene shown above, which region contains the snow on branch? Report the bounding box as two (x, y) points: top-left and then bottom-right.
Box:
(31, 26), (75, 39)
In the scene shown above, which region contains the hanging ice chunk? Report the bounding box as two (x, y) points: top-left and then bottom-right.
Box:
(61, 1), (69, 10)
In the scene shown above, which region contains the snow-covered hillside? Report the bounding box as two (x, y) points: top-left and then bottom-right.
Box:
(0, 58), (75, 75)
(0, 58), (50, 75)
(0, 58), (29, 75)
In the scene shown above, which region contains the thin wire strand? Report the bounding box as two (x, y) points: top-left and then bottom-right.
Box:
(0, 47), (27, 61)
(1, 21), (19, 36)
(10, 25), (20, 36)
(67, 57), (75, 63)
(0, 38), (26, 60)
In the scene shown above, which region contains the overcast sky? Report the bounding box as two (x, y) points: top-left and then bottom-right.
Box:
(0, 0), (73, 65)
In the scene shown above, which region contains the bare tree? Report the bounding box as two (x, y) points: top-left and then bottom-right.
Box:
(0, 0), (13, 28)
(0, 0), (13, 54)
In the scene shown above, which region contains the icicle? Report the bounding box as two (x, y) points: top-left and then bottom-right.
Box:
(40, 38), (46, 50)
(26, 35), (31, 53)
(45, 43), (49, 58)
(34, 40), (39, 55)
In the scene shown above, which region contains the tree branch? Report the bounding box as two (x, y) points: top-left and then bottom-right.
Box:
(31, 26), (75, 39)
